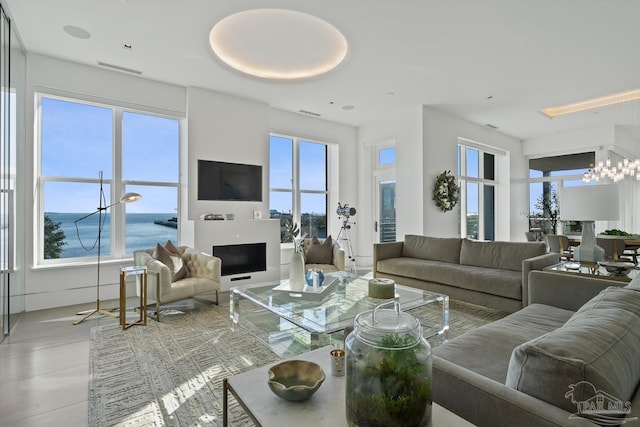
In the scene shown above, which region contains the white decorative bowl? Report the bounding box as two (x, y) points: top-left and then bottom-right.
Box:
(598, 261), (636, 276)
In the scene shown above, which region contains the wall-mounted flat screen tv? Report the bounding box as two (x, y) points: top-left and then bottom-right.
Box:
(197, 159), (262, 201)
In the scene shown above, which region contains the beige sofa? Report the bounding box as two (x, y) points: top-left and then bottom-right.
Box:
(433, 270), (640, 426)
(373, 235), (559, 313)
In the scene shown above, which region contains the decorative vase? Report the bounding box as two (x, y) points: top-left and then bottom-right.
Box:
(305, 269), (325, 287)
(289, 250), (306, 291)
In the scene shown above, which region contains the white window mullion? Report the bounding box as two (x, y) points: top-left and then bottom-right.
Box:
(112, 109), (124, 258)
(292, 138), (301, 225)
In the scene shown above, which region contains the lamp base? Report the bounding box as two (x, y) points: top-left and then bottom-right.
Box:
(572, 221), (605, 263)
(73, 299), (118, 325)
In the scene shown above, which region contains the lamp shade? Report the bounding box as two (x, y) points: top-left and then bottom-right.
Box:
(120, 192), (142, 204)
(558, 185), (619, 221)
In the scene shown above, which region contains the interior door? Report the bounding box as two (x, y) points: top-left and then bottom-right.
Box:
(374, 176), (396, 243)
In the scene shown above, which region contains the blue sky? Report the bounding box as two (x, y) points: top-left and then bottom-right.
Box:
(269, 135), (328, 214)
(41, 97), (179, 213)
(43, 96), (589, 217)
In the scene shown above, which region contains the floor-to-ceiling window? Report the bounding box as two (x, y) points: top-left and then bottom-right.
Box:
(458, 143), (498, 240)
(374, 145), (396, 243)
(269, 133), (329, 242)
(36, 94), (180, 265)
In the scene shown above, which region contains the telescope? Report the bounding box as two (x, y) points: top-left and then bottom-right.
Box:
(337, 203), (356, 218)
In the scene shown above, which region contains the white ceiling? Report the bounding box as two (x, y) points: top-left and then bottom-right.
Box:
(6, 0), (640, 141)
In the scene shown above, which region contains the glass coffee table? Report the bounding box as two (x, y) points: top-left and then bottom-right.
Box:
(230, 273), (449, 356)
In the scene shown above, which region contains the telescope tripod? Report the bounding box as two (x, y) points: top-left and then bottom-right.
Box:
(337, 217), (357, 274)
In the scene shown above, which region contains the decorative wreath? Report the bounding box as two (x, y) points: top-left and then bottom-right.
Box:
(433, 170), (459, 212)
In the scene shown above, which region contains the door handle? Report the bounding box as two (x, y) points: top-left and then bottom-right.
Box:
(374, 221), (378, 232)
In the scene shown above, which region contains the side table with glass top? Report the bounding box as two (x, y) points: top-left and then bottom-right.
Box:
(544, 261), (638, 283)
(119, 266), (147, 329)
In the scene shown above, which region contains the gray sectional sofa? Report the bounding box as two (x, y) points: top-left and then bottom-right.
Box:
(433, 270), (640, 426)
(373, 235), (559, 313)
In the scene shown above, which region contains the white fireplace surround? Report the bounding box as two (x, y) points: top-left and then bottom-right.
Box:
(194, 219), (280, 291)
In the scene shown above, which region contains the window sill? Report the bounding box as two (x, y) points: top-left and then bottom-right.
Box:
(32, 256), (134, 270)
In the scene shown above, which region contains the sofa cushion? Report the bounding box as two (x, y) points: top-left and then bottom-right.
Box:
(505, 286), (640, 415)
(401, 235), (461, 264)
(153, 242), (188, 281)
(305, 235), (333, 264)
(376, 258), (522, 300)
(434, 303), (573, 383)
(459, 239), (546, 272)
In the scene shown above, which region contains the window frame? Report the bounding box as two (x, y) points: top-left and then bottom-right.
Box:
(269, 132), (330, 242)
(35, 92), (181, 265)
(457, 142), (500, 241)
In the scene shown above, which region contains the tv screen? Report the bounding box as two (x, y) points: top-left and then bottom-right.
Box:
(197, 160), (262, 201)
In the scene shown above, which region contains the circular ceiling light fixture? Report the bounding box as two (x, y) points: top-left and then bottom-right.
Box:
(209, 9), (348, 80)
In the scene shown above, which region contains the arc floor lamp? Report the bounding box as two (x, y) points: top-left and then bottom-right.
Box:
(73, 171), (141, 325)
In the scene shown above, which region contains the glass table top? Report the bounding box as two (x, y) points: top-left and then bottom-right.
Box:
(545, 261), (639, 282)
(230, 273), (447, 335)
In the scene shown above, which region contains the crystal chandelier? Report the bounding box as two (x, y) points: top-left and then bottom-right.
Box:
(583, 158), (640, 183)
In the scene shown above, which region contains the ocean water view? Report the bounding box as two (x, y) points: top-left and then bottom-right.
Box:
(46, 212), (178, 258)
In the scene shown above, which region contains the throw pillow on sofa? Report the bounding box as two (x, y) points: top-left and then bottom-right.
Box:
(306, 236), (333, 264)
(505, 286), (640, 416)
(153, 240), (188, 281)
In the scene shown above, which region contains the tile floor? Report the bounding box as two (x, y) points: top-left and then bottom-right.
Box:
(0, 299), (132, 426)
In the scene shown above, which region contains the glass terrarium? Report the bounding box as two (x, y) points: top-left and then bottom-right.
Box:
(345, 300), (432, 427)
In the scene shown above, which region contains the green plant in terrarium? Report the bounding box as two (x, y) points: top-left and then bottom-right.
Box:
(346, 333), (431, 427)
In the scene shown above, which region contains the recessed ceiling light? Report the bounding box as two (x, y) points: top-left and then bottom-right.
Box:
(63, 25), (91, 39)
(209, 9), (348, 80)
(541, 88), (640, 118)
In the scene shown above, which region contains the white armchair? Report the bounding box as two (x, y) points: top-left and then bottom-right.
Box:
(133, 245), (221, 321)
(302, 236), (346, 273)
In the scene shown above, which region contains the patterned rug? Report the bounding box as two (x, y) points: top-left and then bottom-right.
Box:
(88, 298), (508, 426)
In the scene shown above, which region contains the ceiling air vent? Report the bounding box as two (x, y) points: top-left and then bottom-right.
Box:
(98, 61), (142, 75)
(485, 123), (499, 130)
(299, 109), (322, 117)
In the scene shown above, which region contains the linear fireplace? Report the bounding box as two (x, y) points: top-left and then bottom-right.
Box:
(213, 242), (267, 276)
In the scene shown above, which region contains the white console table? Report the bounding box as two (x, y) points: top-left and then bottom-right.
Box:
(194, 219), (280, 291)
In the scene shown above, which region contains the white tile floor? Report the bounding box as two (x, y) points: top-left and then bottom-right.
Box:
(0, 299), (126, 426)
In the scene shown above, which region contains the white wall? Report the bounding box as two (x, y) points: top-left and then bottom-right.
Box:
(421, 107), (525, 241)
(357, 106), (424, 266)
(187, 87), (270, 221)
(20, 54), (359, 311)
(522, 126), (612, 159)
(23, 54), (187, 311)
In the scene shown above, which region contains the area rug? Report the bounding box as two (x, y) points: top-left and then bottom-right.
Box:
(88, 298), (507, 426)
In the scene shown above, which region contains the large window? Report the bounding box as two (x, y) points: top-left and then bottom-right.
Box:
(38, 95), (180, 263)
(529, 152), (594, 235)
(375, 146), (396, 243)
(458, 144), (497, 240)
(269, 134), (328, 242)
